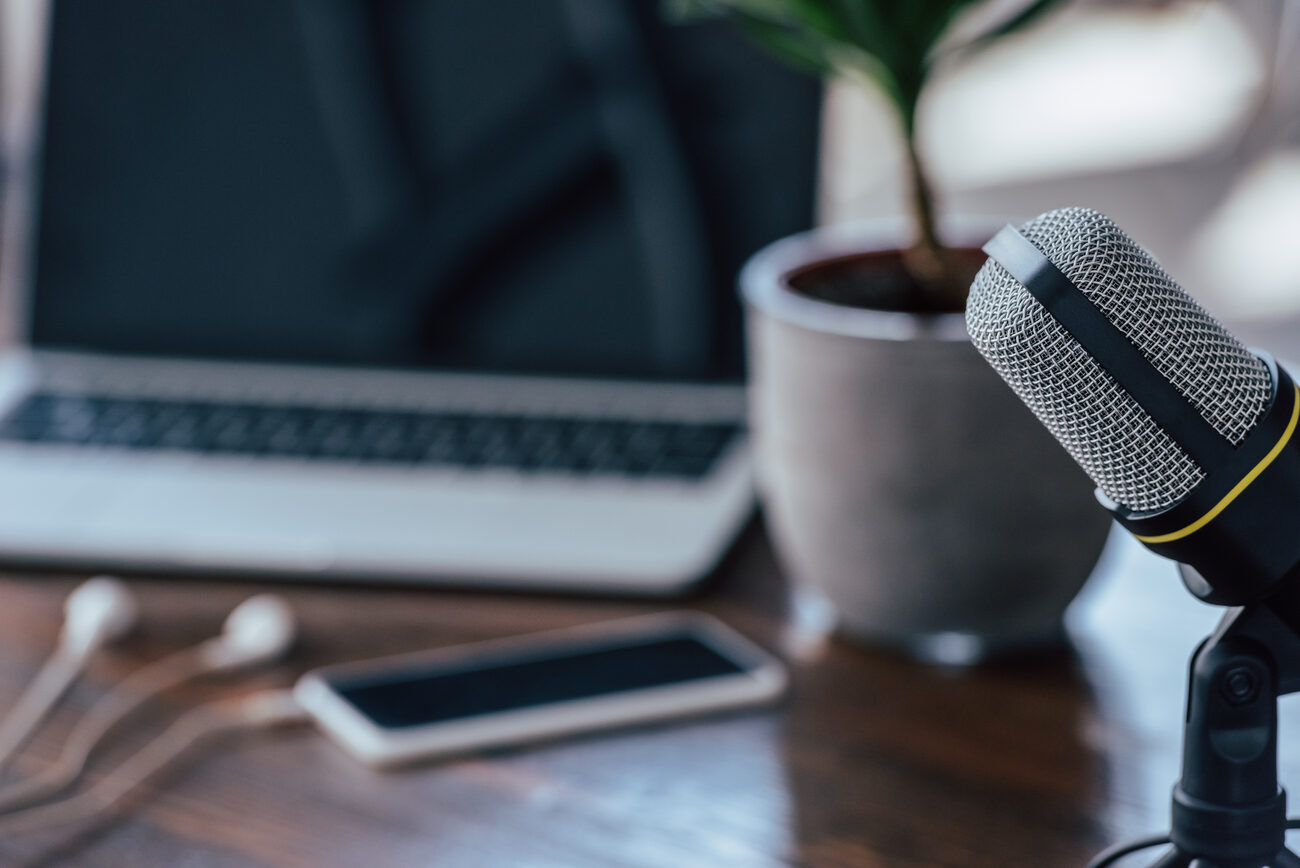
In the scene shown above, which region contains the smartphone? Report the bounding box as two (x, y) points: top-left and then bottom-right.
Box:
(294, 612), (787, 767)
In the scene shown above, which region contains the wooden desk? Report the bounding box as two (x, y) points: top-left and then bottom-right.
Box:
(0, 519), (1285, 867)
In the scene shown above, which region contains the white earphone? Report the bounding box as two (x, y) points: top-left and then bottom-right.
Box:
(0, 576), (141, 775)
(0, 578), (297, 810)
(58, 575), (140, 659)
(197, 594), (297, 670)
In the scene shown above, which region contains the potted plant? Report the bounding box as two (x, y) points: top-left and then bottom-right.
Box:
(674, 0), (1113, 662)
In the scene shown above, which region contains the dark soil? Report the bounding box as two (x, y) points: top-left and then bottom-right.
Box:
(785, 247), (987, 314)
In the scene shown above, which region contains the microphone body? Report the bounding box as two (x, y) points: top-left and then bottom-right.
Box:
(967, 208), (1300, 608)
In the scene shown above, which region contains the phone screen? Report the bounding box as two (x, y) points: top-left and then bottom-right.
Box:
(326, 629), (748, 730)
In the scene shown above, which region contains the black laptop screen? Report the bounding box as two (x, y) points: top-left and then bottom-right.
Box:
(30, 0), (818, 381)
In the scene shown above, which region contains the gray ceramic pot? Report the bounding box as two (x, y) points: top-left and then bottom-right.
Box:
(741, 218), (1113, 663)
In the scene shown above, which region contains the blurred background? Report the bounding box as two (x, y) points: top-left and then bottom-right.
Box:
(0, 0), (822, 379)
(3, 0), (1299, 354)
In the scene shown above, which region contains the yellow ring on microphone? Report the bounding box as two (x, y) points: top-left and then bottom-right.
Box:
(1135, 383), (1300, 544)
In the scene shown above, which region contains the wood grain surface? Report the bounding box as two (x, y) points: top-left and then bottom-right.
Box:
(0, 515), (1280, 867)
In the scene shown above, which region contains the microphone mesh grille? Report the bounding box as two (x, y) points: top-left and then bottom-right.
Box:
(965, 207), (1270, 513)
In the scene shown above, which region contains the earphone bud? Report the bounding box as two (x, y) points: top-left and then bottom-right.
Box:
(58, 576), (139, 659)
(197, 595), (296, 670)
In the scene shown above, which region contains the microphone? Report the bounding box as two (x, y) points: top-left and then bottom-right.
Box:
(966, 207), (1300, 609)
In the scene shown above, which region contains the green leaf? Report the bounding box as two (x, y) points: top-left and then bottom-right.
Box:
(827, 0), (877, 47)
(665, 0), (1065, 141)
(831, 1), (903, 80)
(732, 14), (837, 76)
(958, 0), (1064, 55)
(769, 0), (847, 38)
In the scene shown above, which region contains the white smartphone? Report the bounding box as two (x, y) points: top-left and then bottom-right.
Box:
(294, 612), (787, 767)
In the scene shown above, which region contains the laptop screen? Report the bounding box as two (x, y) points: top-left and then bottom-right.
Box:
(29, 0), (818, 382)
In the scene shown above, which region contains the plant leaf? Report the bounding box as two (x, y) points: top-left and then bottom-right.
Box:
(958, 0), (1064, 55)
(731, 13), (838, 76)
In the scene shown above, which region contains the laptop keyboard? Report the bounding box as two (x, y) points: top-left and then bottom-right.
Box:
(0, 392), (741, 480)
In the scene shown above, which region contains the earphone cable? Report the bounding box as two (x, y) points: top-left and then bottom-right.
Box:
(0, 647), (85, 778)
(0, 645), (213, 813)
(0, 690), (308, 837)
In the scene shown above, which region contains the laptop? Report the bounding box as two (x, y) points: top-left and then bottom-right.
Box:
(0, 0), (819, 593)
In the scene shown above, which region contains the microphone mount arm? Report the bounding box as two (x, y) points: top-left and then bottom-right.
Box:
(1122, 600), (1300, 868)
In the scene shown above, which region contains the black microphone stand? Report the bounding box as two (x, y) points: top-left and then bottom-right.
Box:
(1099, 587), (1300, 867)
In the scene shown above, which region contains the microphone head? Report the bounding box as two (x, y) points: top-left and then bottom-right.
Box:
(965, 207), (1271, 514)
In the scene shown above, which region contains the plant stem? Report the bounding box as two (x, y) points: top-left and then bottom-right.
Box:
(903, 126), (941, 258)
(898, 98), (965, 311)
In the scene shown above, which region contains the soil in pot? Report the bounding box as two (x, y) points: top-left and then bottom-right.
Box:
(786, 248), (988, 314)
